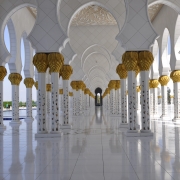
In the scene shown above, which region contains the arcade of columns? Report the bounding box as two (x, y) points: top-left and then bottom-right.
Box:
(0, 0), (180, 137)
(0, 51), (179, 137)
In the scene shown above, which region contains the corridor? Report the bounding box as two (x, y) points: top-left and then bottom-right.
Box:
(0, 107), (179, 180)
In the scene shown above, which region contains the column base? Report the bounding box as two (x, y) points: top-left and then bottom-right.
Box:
(24, 117), (34, 123)
(0, 124), (6, 130)
(125, 130), (153, 137)
(35, 132), (62, 138)
(61, 125), (72, 129)
(9, 121), (22, 127)
(119, 123), (129, 128)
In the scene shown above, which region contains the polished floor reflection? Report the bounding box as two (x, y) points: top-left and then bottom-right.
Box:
(0, 106), (180, 180)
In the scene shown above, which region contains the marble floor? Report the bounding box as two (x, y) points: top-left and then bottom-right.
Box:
(0, 106), (180, 180)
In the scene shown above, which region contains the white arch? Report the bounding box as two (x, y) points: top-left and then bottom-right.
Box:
(83, 52), (110, 72)
(64, 1), (122, 36)
(148, 1), (180, 14)
(174, 15), (180, 60)
(22, 32), (34, 78)
(81, 44), (112, 68)
(161, 28), (171, 67)
(6, 19), (17, 73)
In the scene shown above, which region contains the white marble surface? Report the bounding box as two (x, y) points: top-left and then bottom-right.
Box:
(0, 105), (179, 180)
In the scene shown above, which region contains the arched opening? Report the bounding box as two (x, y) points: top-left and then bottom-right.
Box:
(95, 88), (102, 106)
(161, 28), (171, 69)
(68, 3), (119, 90)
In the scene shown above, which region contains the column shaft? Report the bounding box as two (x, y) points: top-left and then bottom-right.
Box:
(174, 82), (180, 120)
(25, 88), (33, 121)
(50, 73), (60, 133)
(121, 79), (127, 124)
(128, 71), (137, 131)
(12, 85), (20, 123)
(38, 73), (47, 133)
(140, 71), (150, 132)
(161, 85), (168, 118)
(152, 88), (159, 118)
(63, 80), (69, 126)
(0, 81), (5, 128)
(110, 89), (115, 115)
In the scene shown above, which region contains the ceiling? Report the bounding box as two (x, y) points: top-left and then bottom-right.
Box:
(29, 4), (163, 25)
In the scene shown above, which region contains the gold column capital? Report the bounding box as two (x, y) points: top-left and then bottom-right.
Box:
(61, 65), (73, 80)
(34, 81), (38, 90)
(149, 79), (159, 88)
(77, 81), (84, 91)
(24, 78), (34, 88)
(59, 89), (63, 94)
(0, 66), (7, 81)
(138, 51), (154, 71)
(84, 88), (90, 95)
(46, 84), (51, 92)
(116, 64), (128, 79)
(115, 80), (120, 90)
(159, 75), (170, 86)
(108, 80), (116, 90)
(170, 70), (180, 83)
(158, 96), (162, 99)
(122, 51), (138, 71)
(48, 53), (64, 73)
(8, 73), (22, 86)
(33, 53), (48, 73)
(70, 81), (76, 90)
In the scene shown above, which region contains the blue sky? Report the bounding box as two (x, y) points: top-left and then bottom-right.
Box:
(4, 26), (37, 102)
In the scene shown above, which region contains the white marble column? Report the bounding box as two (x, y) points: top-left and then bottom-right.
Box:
(59, 89), (63, 116)
(24, 78), (35, 122)
(0, 66), (7, 130)
(115, 80), (121, 115)
(50, 72), (61, 133)
(120, 79), (128, 127)
(149, 88), (153, 117)
(149, 79), (159, 119)
(33, 53), (49, 136)
(62, 80), (70, 127)
(140, 71), (151, 132)
(171, 71), (180, 121)
(0, 81), (4, 129)
(136, 86), (141, 111)
(173, 83), (180, 121)
(116, 64), (128, 128)
(46, 84), (51, 116)
(0, 66), (7, 129)
(73, 90), (76, 116)
(127, 71), (137, 132)
(159, 75), (170, 120)
(122, 53), (139, 134)
(48, 53), (64, 134)
(138, 51), (154, 135)
(8, 73), (22, 126)
(37, 73), (47, 133)
(46, 84), (51, 131)
(34, 81), (38, 118)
